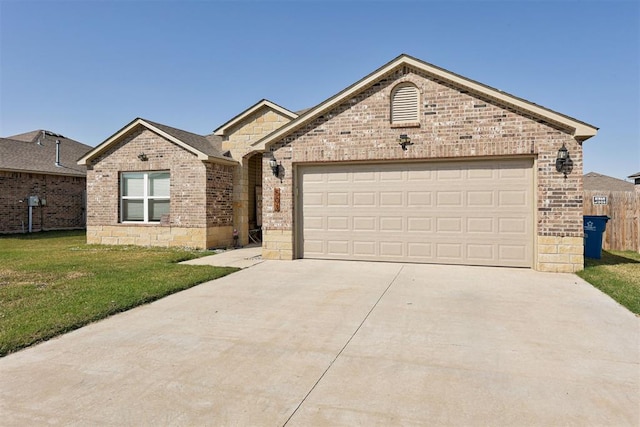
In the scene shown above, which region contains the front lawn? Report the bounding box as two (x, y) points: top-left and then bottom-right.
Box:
(0, 231), (238, 356)
(577, 250), (640, 315)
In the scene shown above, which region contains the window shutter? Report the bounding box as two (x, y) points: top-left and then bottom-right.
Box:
(392, 84), (419, 123)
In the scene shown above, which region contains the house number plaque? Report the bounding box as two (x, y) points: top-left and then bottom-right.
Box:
(274, 188), (281, 212)
(592, 196), (607, 205)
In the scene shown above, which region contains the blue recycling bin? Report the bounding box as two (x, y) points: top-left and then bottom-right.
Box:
(583, 215), (610, 259)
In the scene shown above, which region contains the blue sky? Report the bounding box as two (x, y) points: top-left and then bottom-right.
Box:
(1, 0), (638, 180)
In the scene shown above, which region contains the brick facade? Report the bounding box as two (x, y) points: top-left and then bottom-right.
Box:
(0, 171), (86, 233)
(86, 127), (235, 249)
(262, 66), (587, 272)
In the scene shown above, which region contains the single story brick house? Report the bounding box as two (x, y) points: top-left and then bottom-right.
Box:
(79, 54), (598, 272)
(0, 130), (91, 233)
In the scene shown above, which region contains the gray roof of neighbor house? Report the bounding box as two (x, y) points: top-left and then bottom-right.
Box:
(583, 172), (635, 192)
(628, 172), (640, 179)
(0, 130), (92, 177)
(78, 118), (235, 165)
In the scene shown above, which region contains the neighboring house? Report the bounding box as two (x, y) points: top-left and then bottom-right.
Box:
(628, 172), (640, 191)
(79, 54), (598, 272)
(583, 172), (635, 192)
(0, 130), (92, 234)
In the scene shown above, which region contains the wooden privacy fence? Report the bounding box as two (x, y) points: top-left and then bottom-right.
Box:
(583, 190), (640, 252)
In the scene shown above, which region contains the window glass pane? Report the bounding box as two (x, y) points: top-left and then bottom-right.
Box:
(149, 172), (170, 197)
(123, 174), (144, 197)
(123, 199), (144, 221)
(149, 199), (169, 221)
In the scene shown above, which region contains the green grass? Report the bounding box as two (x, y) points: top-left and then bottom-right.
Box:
(0, 231), (238, 356)
(577, 250), (640, 315)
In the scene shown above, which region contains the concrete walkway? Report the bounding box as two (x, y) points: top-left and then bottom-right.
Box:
(1, 261), (638, 426)
(180, 245), (263, 268)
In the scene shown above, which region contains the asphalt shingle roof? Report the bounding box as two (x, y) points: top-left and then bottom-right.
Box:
(133, 119), (232, 161)
(583, 172), (635, 192)
(0, 130), (92, 176)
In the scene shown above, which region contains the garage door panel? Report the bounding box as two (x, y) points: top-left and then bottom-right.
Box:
(353, 241), (376, 256)
(499, 190), (528, 207)
(380, 192), (403, 206)
(327, 216), (349, 230)
(436, 243), (463, 259)
(467, 244), (494, 260)
(467, 217), (494, 233)
(437, 217), (463, 233)
(407, 242), (433, 257)
(380, 242), (403, 256)
(353, 192), (376, 206)
(380, 217), (403, 231)
(408, 217), (432, 232)
(305, 192), (324, 206)
(300, 160), (533, 267)
(408, 191), (433, 206)
(498, 217), (528, 234)
(467, 191), (494, 207)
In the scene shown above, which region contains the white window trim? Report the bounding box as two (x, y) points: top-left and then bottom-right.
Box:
(120, 171), (170, 223)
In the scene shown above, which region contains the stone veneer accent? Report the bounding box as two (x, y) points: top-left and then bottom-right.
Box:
(262, 228), (293, 260)
(536, 236), (584, 273)
(86, 225), (233, 249)
(86, 127), (235, 249)
(262, 67), (586, 272)
(221, 108), (294, 246)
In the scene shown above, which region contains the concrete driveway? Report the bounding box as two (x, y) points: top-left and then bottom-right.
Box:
(1, 260), (638, 426)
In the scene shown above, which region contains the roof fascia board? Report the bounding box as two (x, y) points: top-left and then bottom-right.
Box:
(78, 118), (144, 165)
(400, 56), (598, 139)
(214, 100), (298, 136)
(140, 120), (210, 160)
(256, 54), (597, 149)
(78, 118), (210, 164)
(0, 167), (85, 177)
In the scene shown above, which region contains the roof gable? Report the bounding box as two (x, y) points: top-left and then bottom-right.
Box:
(78, 118), (236, 165)
(213, 99), (297, 136)
(255, 54), (598, 149)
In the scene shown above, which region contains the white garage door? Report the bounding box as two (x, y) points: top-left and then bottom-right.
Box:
(299, 159), (533, 267)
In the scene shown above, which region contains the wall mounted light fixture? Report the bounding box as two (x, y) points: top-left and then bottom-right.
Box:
(138, 153), (148, 161)
(398, 134), (413, 151)
(555, 143), (572, 178)
(269, 158), (280, 176)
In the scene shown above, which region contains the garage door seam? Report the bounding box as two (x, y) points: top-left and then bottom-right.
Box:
(282, 264), (405, 426)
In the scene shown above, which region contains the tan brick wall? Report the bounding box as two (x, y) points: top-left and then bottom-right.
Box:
(263, 67), (585, 271)
(86, 126), (234, 248)
(0, 171), (85, 233)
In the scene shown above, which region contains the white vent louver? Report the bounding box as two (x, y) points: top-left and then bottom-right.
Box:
(392, 84), (419, 123)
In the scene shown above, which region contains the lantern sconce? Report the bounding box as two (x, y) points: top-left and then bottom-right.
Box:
(398, 134), (413, 151)
(137, 152), (148, 162)
(269, 158), (280, 177)
(555, 143), (572, 178)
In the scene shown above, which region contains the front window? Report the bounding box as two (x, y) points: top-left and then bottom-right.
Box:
(121, 171), (169, 222)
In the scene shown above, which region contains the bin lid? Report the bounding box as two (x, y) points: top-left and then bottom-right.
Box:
(584, 215), (610, 222)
